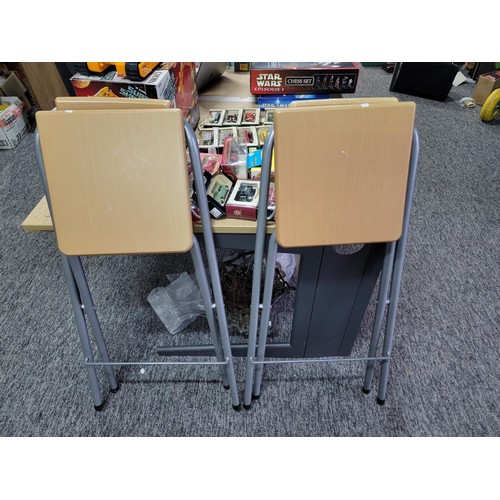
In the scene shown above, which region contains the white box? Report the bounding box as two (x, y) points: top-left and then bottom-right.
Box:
(226, 179), (260, 221)
(0, 97), (30, 149)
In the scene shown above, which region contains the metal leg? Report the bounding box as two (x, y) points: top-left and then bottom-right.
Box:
(37, 133), (109, 408)
(243, 230), (268, 409)
(362, 241), (396, 393)
(252, 231), (279, 400)
(203, 240), (241, 409)
(376, 239), (405, 404)
(67, 256), (119, 393)
(59, 254), (104, 410)
(190, 238), (229, 388)
(376, 128), (420, 404)
(243, 129), (275, 410)
(243, 256), (262, 410)
(184, 121), (241, 410)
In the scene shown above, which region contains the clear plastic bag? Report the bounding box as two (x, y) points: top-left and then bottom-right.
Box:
(221, 135), (248, 179)
(147, 272), (205, 334)
(276, 253), (296, 282)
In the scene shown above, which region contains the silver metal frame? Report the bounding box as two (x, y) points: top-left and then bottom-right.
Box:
(243, 126), (420, 409)
(34, 119), (241, 411)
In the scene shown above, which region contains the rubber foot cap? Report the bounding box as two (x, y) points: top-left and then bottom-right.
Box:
(362, 388), (370, 395)
(252, 393), (260, 400)
(110, 384), (120, 394)
(377, 398), (386, 406)
(232, 403), (242, 412)
(94, 403), (105, 412)
(223, 384), (230, 390)
(243, 403), (252, 411)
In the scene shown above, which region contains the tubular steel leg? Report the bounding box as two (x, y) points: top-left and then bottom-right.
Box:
(252, 231), (279, 400)
(243, 129), (275, 410)
(376, 239), (405, 404)
(37, 132), (107, 408)
(190, 238), (229, 388)
(67, 256), (119, 392)
(362, 241), (396, 394)
(185, 121), (240, 410)
(243, 248), (266, 409)
(203, 238), (240, 409)
(59, 254), (104, 410)
(377, 128), (420, 404)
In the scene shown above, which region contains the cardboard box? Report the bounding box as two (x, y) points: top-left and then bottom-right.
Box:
(256, 126), (270, 146)
(250, 62), (359, 95)
(71, 69), (175, 100)
(247, 149), (263, 168)
(0, 71), (32, 112)
(0, 97), (30, 149)
(249, 165), (275, 182)
(257, 94), (329, 108)
(197, 127), (219, 150)
(71, 64), (200, 127)
(0, 71), (26, 97)
(226, 180), (276, 221)
(205, 173), (235, 219)
(466, 62), (498, 80)
(472, 71), (500, 105)
(226, 180), (260, 221)
(249, 151), (275, 180)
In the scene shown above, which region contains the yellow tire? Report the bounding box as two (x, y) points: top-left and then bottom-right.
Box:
(479, 88), (500, 122)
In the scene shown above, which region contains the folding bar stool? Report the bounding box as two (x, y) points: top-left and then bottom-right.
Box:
(35, 99), (241, 410)
(244, 101), (419, 409)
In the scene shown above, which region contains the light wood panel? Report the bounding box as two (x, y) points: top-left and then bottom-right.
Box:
(36, 108), (193, 256)
(289, 96), (398, 107)
(21, 196), (275, 234)
(19, 63), (69, 110)
(55, 96), (172, 110)
(274, 102), (416, 247)
(21, 196), (53, 232)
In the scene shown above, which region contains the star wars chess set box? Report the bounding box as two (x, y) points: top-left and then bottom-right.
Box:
(250, 62), (359, 95)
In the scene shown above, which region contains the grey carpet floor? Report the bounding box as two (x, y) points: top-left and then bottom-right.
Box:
(1, 66), (499, 436)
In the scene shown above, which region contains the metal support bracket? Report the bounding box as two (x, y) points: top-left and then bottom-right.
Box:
(85, 357), (230, 367)
(249, 355), (390, 366)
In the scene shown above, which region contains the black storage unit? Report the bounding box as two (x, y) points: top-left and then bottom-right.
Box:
(390, 62), (460, 101)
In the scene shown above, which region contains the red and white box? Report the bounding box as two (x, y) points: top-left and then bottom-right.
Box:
(226, 180), (260, 221)
(0, 97), (30, 149)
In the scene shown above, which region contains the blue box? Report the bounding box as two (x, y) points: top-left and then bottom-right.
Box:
(257, 94), (330, 108)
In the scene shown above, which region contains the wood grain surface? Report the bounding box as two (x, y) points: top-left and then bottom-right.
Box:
(35, 108), (193, 255)
(55, 96), (172, 110)
(274, 102), (416, 247)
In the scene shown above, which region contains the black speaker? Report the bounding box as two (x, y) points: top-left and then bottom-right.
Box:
(390, 62), (460, 101)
